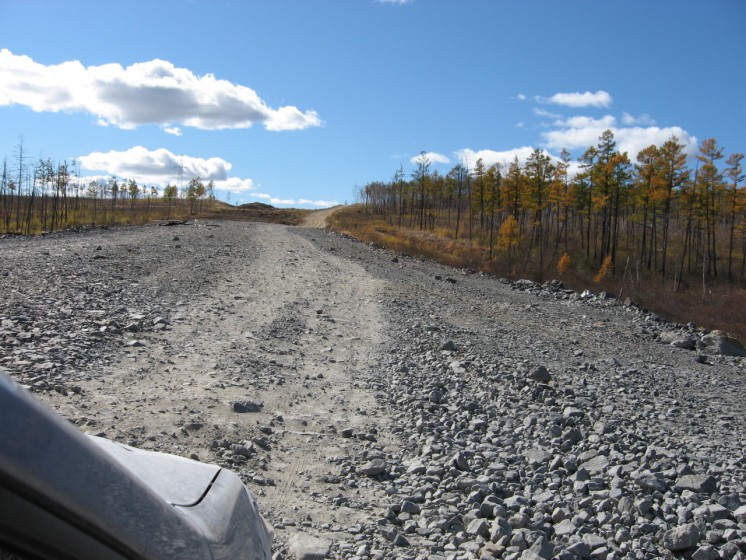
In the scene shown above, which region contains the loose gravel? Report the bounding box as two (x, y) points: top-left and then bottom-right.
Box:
(1, 220), (744, 560)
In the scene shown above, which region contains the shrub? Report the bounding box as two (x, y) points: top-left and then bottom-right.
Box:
(594, 255), (613, 283)
(557, 252), (572, 276)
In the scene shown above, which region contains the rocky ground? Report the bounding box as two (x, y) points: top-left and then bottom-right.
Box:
(0, 218), (744, 560)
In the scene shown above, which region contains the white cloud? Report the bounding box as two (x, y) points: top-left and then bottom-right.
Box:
(376, 0), (414, 4)
(541, 114), (698, 158)
(298, 199), (340, 207)
(456, 147), (537, 170)
(75, 146), (339, 206)
(542, 115), (617, 152)
(615, 127), (698, 159)
(265, 105), (322, 132)
(218, 177), (257, 194)
(534, 108), (561, 119)
(78, 146), (232, 182)
(516, 93), (527, 101)
(410, 151), (450, 165)
(164, 126), (182, 136)
(77, 146), (260, 195)
(0, 49), (321, 132)
(251, 193), (295, 205)
(538, 90), (612, 108)
(249, 194), (338, 207)
(621, 112), (656, 126)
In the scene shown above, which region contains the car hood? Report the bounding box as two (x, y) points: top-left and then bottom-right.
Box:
(89, 437), (220, 507)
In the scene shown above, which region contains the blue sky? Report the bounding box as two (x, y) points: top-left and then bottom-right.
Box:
(1, 0), (744, 208)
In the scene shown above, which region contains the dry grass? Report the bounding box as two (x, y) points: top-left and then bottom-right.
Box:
(328, 205), (746, 342)
(1, 198), (308, 234)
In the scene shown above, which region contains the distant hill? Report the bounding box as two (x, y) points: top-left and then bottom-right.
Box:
(199, 201), (308, 225)
(238, 202), (275, 210)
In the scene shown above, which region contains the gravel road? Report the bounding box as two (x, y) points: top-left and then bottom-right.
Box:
(1, 219), (744, 560)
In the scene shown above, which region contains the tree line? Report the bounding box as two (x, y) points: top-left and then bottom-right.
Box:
(359, 130), (745, 289)
(0, 143), (216, 234)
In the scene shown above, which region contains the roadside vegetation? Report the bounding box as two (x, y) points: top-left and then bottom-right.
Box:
(336, 130), (746, 341)
(0, 148), (307, 233)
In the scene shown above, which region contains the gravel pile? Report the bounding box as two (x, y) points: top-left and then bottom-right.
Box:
(303, 230), (745, 560)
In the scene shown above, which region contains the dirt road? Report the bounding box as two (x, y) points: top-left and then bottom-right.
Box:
(302, 206), (342, 228)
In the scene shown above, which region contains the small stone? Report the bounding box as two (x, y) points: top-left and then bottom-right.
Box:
(566, 541), (591, 559)
(466, 518), (490, 539)
(636, 473), (668, 493)
(381, 527), (409, 546)
(287, 533), (332, 560)
(691, 544), (719, 560)
(400, 500), (420, 514)
(406, 462), (426, 475)
(529, 365), (552, 383)
(659, 331), (696, 350)
(231, 400), (263, 413)
(663, 523), (700, 551)
(582, 534), (607, 550)
(563, 406), (584, 419)
(490, 517), (512, 542)
(358, 458), (386, 477)
(525, 446), (552, 465)
(231, 443), (255, 458)
(579, 454), (609, 475)
(452, 451), (470, 471)
(508, 511), (530, 529)
(675, 474), (718, 494)
(526, 536), (553, 560)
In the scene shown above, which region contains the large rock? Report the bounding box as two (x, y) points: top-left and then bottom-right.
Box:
(287, 533), (332, 560)
(525, 536), (553, 560)
(579, 454), (609, 475)
(691, 545), (719, 560)
(553, 519), (576, 538)
(663, 523), (700, 551)
(529, 365), (552, 383)
(466, 518), (491, 539)
(231, 399), (263, 413)
(659, 330), (697, 350)
(358, 458), (387, 477)
(675, 474), (718, 494)
(524, 446), (552, 465)
(636, 473), (668, 493)
(698, 330), (746, 356)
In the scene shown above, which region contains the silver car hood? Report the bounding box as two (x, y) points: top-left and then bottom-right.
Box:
(0, 370), (272, 559)
(89, 436), (221, 507)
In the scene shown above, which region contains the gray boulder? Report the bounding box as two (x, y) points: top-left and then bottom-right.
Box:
(529, 365), (552, 383)
(287, 533), (332, 560)
(358, 458), (387, 477)
(663, 523), (700, 551)
(699, 330), (746, 356)
(675, 474), (718, 494)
